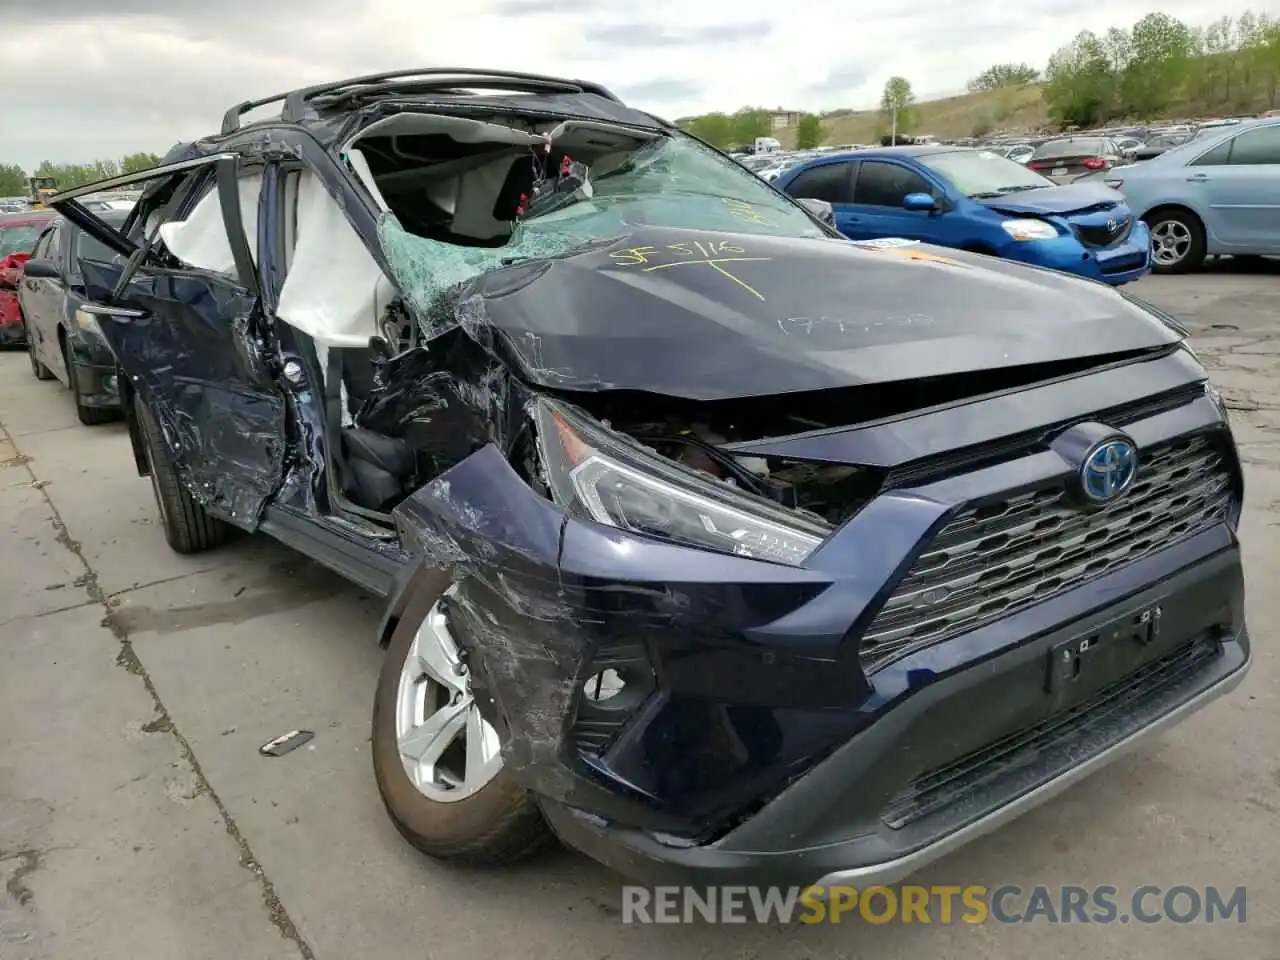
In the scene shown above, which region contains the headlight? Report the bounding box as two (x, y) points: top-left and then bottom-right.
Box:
(74, 307), (101, 335)
(1205, 381), (1230, 423)
(532, 399), (830, 566)
(1000, 218), (1058, 241)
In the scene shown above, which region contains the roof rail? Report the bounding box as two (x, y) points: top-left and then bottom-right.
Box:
(227, 67), (623, 127)
(221, 90), (296, 135)
(221, 68), (624, 135)
(304, 76), (607, 113)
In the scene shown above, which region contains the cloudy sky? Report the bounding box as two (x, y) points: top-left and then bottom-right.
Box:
(2, 0), (1274, 169)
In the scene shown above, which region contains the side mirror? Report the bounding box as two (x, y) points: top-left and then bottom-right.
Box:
(795, 197), (835, 225)
(22, 258), (58, 279)
(903, 192), (938, 212)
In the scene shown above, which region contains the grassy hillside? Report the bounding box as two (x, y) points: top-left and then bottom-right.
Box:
(770, 49), (1278, 146)
(784, 85), (1051, 146)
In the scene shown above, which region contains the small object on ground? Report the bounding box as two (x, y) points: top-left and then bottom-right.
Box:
(259, 729), (314, 757)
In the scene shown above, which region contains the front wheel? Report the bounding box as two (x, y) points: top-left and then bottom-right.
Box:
(134, 396), (229, 553)
(1147, 210), (1206, 274)
(372, 585), (551, 866)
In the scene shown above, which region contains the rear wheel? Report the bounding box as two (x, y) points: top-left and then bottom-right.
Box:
(24, 315), (53, 380)
(1147, 210), (1206, 274)
(134, 396), (229, 554)
(372, 584), (551, 866)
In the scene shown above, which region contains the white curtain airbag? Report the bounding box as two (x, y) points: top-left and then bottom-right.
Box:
(158, 173), (262, 274)
(277, 172), (394, 348)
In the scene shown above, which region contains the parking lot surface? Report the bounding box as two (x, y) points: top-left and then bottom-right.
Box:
(2, 262), (1278, 959)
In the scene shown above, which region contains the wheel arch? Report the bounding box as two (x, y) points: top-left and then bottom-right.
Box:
(1139, 202), (1204, 229)
(377, 563), (452, 649)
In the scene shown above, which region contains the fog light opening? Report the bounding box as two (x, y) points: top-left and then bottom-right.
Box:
(583, 668), (626, 702)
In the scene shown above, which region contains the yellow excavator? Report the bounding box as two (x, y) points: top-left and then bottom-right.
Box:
(27, 176), (57, 209)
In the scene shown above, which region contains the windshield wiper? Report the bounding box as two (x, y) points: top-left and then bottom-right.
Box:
(968, 191), (1004, 199)
(997, 184), (1042, 193)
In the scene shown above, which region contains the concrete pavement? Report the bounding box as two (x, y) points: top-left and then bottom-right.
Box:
(2, 263), (1278, 958)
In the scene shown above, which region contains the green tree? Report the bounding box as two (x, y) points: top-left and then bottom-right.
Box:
(680, 112), (736, 147)
(1121, 13), (1194, 117)
(1103, 26), (1132, 77)
(0, 163), (27, 196)
(730, 107), (771, 145)
(879, 76), (915, 140)
(31, 159), (121, 189)
(1199, 16), (1239, 107)
(967, 63), (1039, 93)
(121, 152), (162, 174)
(795, 113), (826, 149)
(1246, 13), (1280, 108)
(1044, 31), (1113, 128)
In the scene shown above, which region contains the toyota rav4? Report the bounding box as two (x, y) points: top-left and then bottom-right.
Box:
(50, 67), (1249, 888)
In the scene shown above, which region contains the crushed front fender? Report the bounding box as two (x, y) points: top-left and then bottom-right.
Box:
(391, 443), (903, 841)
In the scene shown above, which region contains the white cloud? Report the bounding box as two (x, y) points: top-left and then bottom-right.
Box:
(1, 0), (1274, 168)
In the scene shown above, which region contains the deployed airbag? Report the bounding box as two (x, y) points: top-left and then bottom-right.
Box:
(159, 173), (262, 274)
(277, 172), (396, 348)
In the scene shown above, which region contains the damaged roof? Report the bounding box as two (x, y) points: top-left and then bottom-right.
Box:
(215, 67), (670, 147)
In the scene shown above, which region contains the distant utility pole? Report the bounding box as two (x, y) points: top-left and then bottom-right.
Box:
(891, 108), (898, 146)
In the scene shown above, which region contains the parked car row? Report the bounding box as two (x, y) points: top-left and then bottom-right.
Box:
(17, 67), (1251, 897)
(1078, 117), (1280, 272)
(776, 144), (1152, 284)
(747, 117), (1279, 278)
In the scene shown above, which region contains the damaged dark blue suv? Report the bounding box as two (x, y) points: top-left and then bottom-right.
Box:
(51, 68), (1249, 888)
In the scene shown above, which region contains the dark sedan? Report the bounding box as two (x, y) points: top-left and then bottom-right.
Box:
(1027, 136), (1127, 183)
(19, 211), (127, 424)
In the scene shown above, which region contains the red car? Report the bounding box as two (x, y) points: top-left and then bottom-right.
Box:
(0, 210), (57, 346)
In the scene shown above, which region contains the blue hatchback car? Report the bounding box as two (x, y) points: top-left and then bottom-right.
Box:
(776, 146), (1152, 285)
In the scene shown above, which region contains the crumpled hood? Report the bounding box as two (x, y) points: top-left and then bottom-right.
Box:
(461, 226), (1179, 400)
(977, 182), (1124, 217)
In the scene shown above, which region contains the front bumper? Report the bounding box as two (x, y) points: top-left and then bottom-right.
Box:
(66, 332), (120, 408)
(1007, 222), (1152, 285)
(541, 545), (1248, 887)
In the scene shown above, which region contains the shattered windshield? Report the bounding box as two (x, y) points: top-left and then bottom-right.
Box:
(379, 133), (827, 325)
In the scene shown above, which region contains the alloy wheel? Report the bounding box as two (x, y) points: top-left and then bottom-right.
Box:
(394, 592), (503, 803)
(1151, 220), (1192, 267)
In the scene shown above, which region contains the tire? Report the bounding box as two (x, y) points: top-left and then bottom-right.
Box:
(24, 315), (54, 380)
(134, 396), (229, 554)
(372, 583), (552, 866)
(1147, 209), (1206, 274)
(64, 341), (116, 425)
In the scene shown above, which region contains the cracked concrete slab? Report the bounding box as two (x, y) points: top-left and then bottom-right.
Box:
(4, 418), (297, 597)
(0, 446), (91, 623)
(0, 602), (305, 960)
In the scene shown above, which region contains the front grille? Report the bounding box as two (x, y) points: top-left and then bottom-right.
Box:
(1074, 215), (1133, 247)
(881, 634), (1222, 830)
(860, 434), (1233, 670)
